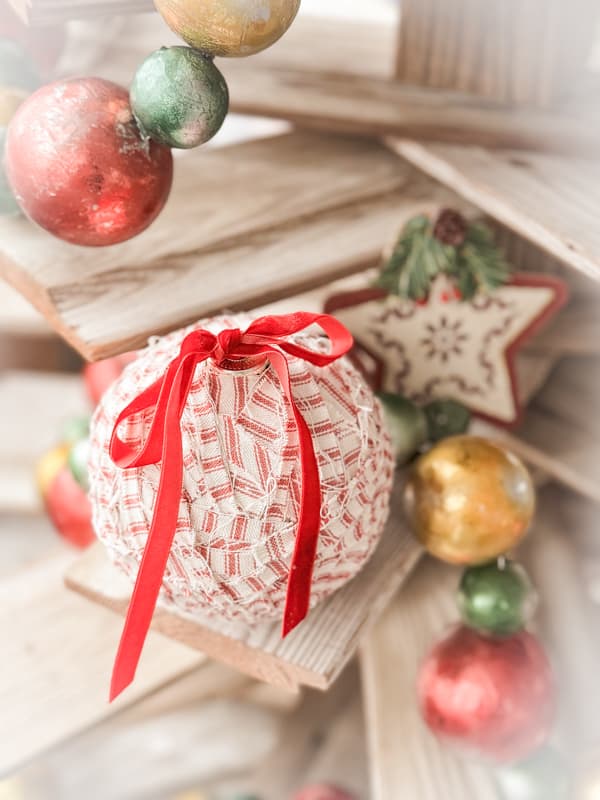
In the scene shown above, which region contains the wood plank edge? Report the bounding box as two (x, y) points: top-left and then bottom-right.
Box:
(0, 254), (93, 360)
(385, 137), (600, 285)
(65, 567), (313, 693)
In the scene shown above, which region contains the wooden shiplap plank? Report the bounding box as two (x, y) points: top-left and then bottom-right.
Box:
(0, 132), (448, 361)
(388, 139), (600, 285)
(66, 482), (422, 693)
(0, 553), (206, 776)
(360, 561), (498, 800)
(224, 65), (600, 155)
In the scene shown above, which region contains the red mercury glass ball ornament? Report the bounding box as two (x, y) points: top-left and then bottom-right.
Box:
(83, 352), (136, 406)
(4, 77), (173, 246)
(418, 625), (555, 764)
(44, 465), (95, 549)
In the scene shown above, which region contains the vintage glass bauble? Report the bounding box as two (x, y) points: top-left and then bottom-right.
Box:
(458, 560), (538, 636)
(45, 466), (94, 548)
(131, 46), (229, 149)
(379, 393), (428, 464)
(68, 438), (90, 492)
(404, 435), (535, 564)
(5, 78), (173, 246)
(36, 443), (70, 497)
(423, 398), (471, 442)
(418, 626), (555, 763)
(154, 0), (301, 57)
(60, 416), (91, 446)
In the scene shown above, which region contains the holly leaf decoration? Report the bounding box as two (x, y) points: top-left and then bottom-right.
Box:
(376, 215), (456, 301)
(376, 210), (512, 301)
(448, 222), (512, 300)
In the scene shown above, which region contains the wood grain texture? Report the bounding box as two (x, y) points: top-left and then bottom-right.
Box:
(360, 560), (498, 800)
(66, 481), (423, 693)
(523, 488), (600, 754)
(0, 132), (450, 361)
(388, 139), (600, 285)
(516, 356), (600, 504)
(395, 0), (599, 107)
(92, 13), (600, 156)
(0, 552), (206, 776)
(223, 63), (600, 155)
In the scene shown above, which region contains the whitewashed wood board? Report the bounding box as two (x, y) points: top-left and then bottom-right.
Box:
(66, 482), (423, 693)
(388, 139), (600, 286)
(0, 132), (451, 361)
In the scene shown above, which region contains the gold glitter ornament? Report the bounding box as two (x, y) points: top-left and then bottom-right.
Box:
(404, 435), (535, 564)
(154, 0), (301, 57)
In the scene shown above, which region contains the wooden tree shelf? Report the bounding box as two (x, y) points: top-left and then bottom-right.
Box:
(0, 131), (452, 362)
(361, 561), (498, 800)
(387, 139), (600, 287)
(218, 14), (599, 154)
(223, 63), (600, 156)
(66, 482), (422, 694)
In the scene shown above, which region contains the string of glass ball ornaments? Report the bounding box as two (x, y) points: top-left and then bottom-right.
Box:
(3, 1), (301, 246)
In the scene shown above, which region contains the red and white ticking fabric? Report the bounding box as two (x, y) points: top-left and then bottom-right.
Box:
(89, 314), (394, 626)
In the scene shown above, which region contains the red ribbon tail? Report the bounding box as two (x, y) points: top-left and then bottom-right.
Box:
(267, 351), (322, 638)
(109, 356), (197, 702)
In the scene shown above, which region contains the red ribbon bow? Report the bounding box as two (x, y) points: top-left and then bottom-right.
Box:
(108, 312), (353, 701)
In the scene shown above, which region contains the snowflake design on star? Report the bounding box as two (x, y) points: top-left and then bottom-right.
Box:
(421, 316), (469, 363)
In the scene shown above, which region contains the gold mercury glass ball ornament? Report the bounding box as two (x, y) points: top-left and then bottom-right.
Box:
(404, 435), (535, 565)
(154, 0), (302, 57)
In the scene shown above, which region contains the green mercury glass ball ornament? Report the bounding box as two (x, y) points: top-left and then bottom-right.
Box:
(378, 393), (429, 464)
(423, 398), (471, 443)
(458, 560), (538, 636)
(60, 415), (91, 446)
(495, 746), (572, 800)
(130, 47), (229, 149)
(68, 438), (90, 492)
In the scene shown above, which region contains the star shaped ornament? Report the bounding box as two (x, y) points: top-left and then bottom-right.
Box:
(325, 211), (567, 426)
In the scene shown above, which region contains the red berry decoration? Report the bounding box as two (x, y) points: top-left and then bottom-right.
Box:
(5, 77), (173, 246)
(292, 786), (355, 800)
(418, 625), (555, 764)
(44, 466), (95, 549)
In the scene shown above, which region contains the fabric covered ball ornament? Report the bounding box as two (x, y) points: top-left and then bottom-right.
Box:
(5, 77), (173, 246)
(404, 436), (535, 565)
(418, 625), (555, 764)
(89, 312), (393, 699)
(154, 0), (301, 57)
(131, 47), (229, 149)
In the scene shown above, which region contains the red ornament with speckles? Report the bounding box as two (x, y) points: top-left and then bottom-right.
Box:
(418, 625), (555, 764)
(45, 466), (95, 549)
(83, 352), (136, 406)
(5, 77), (173, 246)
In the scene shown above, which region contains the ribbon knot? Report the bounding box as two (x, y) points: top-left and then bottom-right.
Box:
(107, 312), (353, 701)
